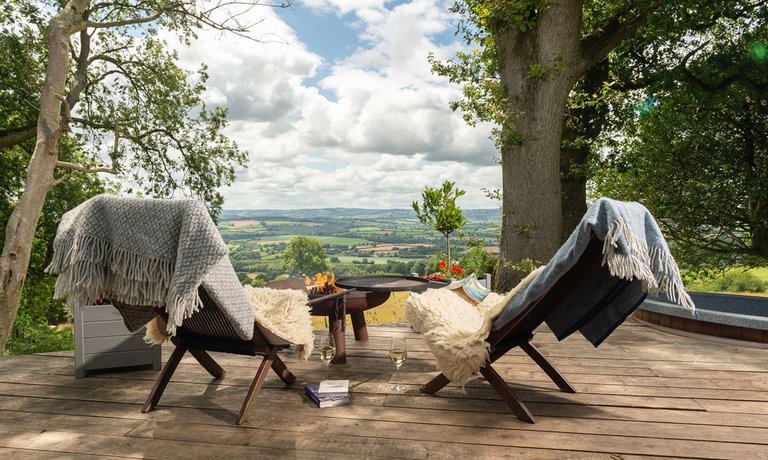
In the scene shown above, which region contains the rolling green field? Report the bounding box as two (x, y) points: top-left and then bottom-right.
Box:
(250, 235), (371, 246)
(218, 208), (500, 288)
(334, 255), (419, 265)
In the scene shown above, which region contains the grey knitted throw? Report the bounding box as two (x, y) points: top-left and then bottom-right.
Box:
(46, 194), (255, 340)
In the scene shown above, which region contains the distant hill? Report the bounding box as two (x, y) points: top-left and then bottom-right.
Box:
(220, 208), (501, 221)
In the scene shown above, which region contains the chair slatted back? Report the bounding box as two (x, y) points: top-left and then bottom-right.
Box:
(488, 236), (605, 348)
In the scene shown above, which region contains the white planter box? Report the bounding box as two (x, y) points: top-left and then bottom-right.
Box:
(73, 304), (161, 378)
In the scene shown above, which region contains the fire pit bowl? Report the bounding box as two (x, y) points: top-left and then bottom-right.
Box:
(335, 275), (437, 293)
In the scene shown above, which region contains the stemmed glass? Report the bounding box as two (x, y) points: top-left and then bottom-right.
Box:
(316, 333), (336, 380)
(389, 337), (408, 392)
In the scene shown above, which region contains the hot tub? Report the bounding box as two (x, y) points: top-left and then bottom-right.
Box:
(634, 292), (768, 344)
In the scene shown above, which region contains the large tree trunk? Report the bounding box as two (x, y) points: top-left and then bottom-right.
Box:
(0, 0), (87, 352)
(493, 1), (583, 291)
(560, 58), (610, 241)
(559, 135), (588, 241)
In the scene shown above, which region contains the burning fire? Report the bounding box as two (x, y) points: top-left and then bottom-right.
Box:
(304, 271), (337, 295)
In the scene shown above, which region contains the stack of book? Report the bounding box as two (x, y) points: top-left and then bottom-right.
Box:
(305, 379), (350, 408)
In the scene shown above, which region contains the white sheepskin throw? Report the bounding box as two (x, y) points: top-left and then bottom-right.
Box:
(145, 286), (315, 360)
(404, 268), (543, 386)
(243, 286), (315, 360)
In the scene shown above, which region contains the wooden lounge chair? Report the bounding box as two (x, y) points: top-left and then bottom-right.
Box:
(420, 237), (609, 423)
(410, 199), (695, 423)
(47, 194), (331, 425)
(114, 287), (345, 425)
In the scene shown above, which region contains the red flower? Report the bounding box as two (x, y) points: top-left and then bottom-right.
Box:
(435, 274), (445, 281)
(438, 261), (447, 270)
(451, 265), (463, 275)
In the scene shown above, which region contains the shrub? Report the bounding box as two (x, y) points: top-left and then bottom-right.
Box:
(460, 244), (496, 277)
(710, 271), (768, 293)
(5, 322), (74, 356)
(688, 270), (768, 293)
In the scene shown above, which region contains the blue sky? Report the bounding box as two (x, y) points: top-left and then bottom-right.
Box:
(280, 4), (361, 64)
(168, 0), (499, 209)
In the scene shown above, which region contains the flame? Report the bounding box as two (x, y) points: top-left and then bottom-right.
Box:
(304, 271), (337, 295)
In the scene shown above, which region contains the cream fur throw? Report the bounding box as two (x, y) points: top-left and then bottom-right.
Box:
(404, 268), (544, 386)
(146, 286), (315, 360)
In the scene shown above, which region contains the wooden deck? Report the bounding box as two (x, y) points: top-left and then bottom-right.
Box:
(1, 320), (767, 459)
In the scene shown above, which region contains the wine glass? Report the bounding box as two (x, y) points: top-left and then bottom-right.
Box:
(389, 337), (408, 392)
(317, 333), (336, 380)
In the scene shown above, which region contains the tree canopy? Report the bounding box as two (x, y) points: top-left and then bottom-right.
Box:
(432, 0), (767, 289)
(595, 17), (768, 272)
(282, 236), (328, 277)
(0, 0), (286, 352)
(0, 0), (249, 216)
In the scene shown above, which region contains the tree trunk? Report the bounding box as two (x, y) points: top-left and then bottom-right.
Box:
(559, 137), (588, 241)
(0, 0), (87, 352)
(560, 58), (610, 241)
(445, 234), (451, 265)
(493, 1), (583, 292)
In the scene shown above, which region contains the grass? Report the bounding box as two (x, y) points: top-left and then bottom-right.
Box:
(348, 227), (382, 232)
(686, 266), (768, 294)
(252, 235), (371, 246)
(229, 220), (265, 229)
(263, 220), (322, 226)
(333, 256), (418, 265)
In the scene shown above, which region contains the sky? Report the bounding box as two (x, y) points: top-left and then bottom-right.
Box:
(165, 0), (500, 209)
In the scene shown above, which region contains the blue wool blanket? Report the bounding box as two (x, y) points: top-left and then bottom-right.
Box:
(493, 198), (696, 346)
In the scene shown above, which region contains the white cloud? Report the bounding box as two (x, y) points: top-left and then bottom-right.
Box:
(301, 0), (389, 17)
(167, 0), (499, 209)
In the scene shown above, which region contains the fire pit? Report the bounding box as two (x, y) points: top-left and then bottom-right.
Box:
(265, 276), (351, 363)
(266, 275), (444, 364)
(333, 275), (447, 342)
(335, 275), (433, 293)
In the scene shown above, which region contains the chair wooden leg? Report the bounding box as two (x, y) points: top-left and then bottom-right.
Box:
(270, 353), (296, 385)
(520, 342), (576, 393)
(479, 365), (535, 423)
(236, 349), (275, 425)
(143, 344), (187, 413)
(188, 348), (226, 379)
(420, 372), (451, 394)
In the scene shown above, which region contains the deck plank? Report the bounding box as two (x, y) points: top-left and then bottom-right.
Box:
(1, 322), (767, 459)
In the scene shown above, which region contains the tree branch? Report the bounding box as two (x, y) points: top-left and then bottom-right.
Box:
(674, 42), (768, 99)
(86, 10), (164, 29)
(50, 173), (73, 188)
(49, 92), (73, 149)
(0, 125), (37, 150)
(55, 160), (117, 174)
(579, 4), (660, 72)
(66, 29), (92, 111)
(70, 116), (117, 130)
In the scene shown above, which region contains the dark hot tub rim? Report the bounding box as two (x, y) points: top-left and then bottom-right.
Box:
(635, 291), (768, 345)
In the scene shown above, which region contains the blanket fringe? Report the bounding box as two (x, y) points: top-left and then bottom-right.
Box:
(603, 219), (695, 315)
(48, 234), (201, 334)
